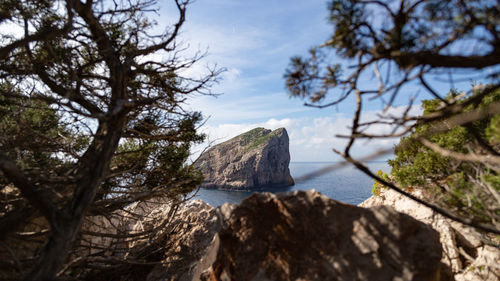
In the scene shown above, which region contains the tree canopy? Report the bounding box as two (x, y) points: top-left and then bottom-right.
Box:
(285, 0), (500, 234)
(0, 0), (219, 279)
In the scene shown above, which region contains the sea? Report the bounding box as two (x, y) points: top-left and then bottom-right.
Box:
(190, 161), (391, 207)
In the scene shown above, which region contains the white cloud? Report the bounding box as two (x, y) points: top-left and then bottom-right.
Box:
(0, 22), (23, 39)
(222, 68), (241, 82)
(185, 92), (311, 124)
(191, 105), (423, 162)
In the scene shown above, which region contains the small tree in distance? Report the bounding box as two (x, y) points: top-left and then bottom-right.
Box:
(285, 0), (500, 234)
(0, 0), (219, 279)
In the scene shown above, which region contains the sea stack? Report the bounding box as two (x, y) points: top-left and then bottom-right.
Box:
(194, 127), (294, 190)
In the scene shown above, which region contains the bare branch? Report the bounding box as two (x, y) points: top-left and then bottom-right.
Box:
(0, 153), (56, 221)
(335, 149), (500, 234)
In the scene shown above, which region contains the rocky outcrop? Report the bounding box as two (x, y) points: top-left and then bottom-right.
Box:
(144, 200), (219, 281)
(194, 128), (294, 190)
(2, 188), (463, 280)
(360, 188), (500, 281)
(154, 191), (446, 281)
(73, 199), (218, 280)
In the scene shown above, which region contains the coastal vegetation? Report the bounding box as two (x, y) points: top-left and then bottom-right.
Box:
(371, 170), (389, 197)
(0, 0), (498, 279)
(285, 0), (500, 234)
(0, 0), (218, 279)
(242, 128), (275, 151)
(371, 88), (500, 231)
(389, 88), (500, 233)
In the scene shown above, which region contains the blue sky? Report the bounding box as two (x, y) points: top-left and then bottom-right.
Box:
(157, 0), (482, 162)
(0, 1), (493, 162)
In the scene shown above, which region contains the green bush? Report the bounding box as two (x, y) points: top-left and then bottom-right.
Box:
(388, 88), (500, 228)
(372, 170), (389, 196)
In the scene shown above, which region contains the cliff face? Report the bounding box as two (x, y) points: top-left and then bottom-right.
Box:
(194, 127), (294, 190)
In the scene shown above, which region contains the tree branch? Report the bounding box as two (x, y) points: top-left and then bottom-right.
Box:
(335, 149), (500, 234)
(0, 153), (57, 221)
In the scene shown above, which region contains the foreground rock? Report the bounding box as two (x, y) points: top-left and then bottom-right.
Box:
(194, 128), (294, 190)
(360, 188), (500, 281)
(65, 199), (218, 280)
(170, 191), (446, 281)
(0, 189), (454, 280)
(67, 190), (449, 280)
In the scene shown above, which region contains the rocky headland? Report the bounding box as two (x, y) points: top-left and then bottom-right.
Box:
(193, 127), (294, 190)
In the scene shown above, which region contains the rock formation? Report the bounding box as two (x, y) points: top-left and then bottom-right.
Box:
(360, 188), (500, 281)
(72, 199), (218, 280)
(8, 186), (489, 280)
(142, 190), (446, 281)
(194, 128), (294, 190)
(197, 191), (446, 281)
(3, 187), (460, 280)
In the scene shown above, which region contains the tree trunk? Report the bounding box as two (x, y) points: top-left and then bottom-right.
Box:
(24, 116), (127, 280)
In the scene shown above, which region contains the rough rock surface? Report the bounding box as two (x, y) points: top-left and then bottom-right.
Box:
(77, 199), (218, 280)
(81, 190), (448, 281)
(194, 128), (294, 190)
(145, 200), (219, 281)
(360, 188), (500, 281)
(182, 190), (445, 281)
(1, 188), (462, 281)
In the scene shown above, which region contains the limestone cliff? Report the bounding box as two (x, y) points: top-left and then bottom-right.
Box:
(194, 127), (294, 190)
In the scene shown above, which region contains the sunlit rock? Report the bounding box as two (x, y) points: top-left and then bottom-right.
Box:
(194, 128), (294, 190)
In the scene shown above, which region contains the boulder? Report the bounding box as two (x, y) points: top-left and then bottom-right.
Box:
(74, 199), (219, 281)
(191, 191), (446, 281)
(194, 128), (294, 190)
(360, 188), (500, 281)
(52, 190), (450, 281)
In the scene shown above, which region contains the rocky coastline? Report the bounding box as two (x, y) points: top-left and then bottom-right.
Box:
(132, 190), (446, 281)
(4, 184), (498, 280)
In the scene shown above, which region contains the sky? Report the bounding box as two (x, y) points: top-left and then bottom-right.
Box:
(156, 0), (481, 162)
(0, 1), (493, 163)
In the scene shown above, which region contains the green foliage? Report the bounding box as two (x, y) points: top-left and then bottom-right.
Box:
(389, 87), (500, 227)
(237, 128), (273, 151)
(240, 127), (267, 140)
(98, 112), (205, 201)
(0, 90), (89, 189)
(245, 134), (272, 151)
(285, 0), (500, 234)
(371, 170), (389, 196)
(0, 0), (216, 278)
(1, 86), (204, 207)
(486, 111), (500, 143)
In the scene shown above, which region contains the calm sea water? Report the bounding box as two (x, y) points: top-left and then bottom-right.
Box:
(190, 162), (390, 207)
